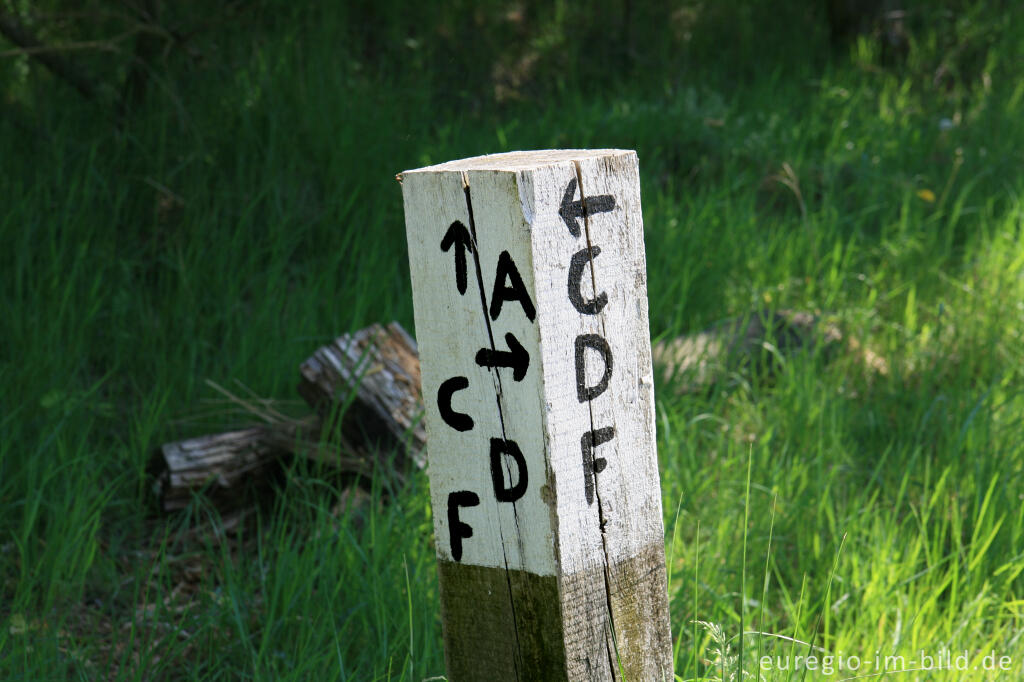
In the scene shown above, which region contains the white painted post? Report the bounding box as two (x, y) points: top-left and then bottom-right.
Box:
(400, 150), (672, 681)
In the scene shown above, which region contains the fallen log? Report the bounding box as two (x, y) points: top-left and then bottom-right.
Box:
(153, 322), (425, 512)
(152, 414), (385, 512)
(153, 417), (306, 511)
(297, 321), (426, 469)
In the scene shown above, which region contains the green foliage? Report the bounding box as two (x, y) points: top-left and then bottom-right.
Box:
(2, 0), (1023, 679)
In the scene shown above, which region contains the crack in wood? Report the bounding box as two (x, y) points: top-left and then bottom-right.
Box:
(461, 173), (526, 680)
(572, 159), (623, 679)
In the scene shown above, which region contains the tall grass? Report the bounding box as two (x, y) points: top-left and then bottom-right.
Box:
(2, 1), (1023, 678)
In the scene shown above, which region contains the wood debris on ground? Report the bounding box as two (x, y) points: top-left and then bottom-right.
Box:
(153, 420), (312, 512)
(151, 322), (423, 512)
(153, 313), (884, 511)
(298, 321), (425, 467)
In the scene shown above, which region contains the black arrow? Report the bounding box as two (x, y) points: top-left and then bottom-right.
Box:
(558, 177), (616, 238)
(475, 332), (530, 382)
(440, 220), (473, 295)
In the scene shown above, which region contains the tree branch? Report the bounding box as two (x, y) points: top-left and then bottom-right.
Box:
(0, 10), (98, 100)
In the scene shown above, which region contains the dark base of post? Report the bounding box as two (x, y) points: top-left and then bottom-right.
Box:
(437, 542), (671, 682)
(437, 560), (566, 681)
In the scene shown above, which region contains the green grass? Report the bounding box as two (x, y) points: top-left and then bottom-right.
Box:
(2, 1), (1024, 679)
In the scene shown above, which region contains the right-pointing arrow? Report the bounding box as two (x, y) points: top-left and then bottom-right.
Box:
(475, 332), (530, 382)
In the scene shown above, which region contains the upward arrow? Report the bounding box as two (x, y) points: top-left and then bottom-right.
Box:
(440, 220), (473, 295)
(558, 177), (616, 238)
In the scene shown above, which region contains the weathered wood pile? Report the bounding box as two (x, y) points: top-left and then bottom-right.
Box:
(152, 311), (882, 511)
(154, 418), (319, 511)
(297, 321), (425, 467)
(151, 322), (424, 512)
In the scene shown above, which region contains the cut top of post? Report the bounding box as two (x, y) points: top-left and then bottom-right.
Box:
(402, 148), (635, 174)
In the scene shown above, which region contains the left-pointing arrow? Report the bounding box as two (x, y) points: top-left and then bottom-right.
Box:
(558, 177), (616, 238)
(475, 332), (530, 382)
(440, 220), (473, 295)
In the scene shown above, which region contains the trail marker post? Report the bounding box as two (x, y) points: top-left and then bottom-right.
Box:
(400, 150), (672, 681)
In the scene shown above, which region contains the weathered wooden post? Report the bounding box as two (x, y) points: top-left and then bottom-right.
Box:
(400, 150), (672, 681)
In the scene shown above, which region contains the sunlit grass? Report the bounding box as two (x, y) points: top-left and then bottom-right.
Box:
(1, 1), (1023, 679)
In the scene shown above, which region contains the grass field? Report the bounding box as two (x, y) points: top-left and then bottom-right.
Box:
(2, 1), (1024, 679)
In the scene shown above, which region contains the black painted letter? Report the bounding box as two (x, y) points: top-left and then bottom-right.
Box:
(489, 251), (536, 322)
(582, 427), (615, 505)
(438, 376), (474, 432)
(568, 246), (608, 315)
(447, 490), (480, 562)
(575, 334), (613, 403)
(489, 438), (528, 503)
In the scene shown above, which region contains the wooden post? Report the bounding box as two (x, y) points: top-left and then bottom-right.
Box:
(400, 150), (672, 681)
